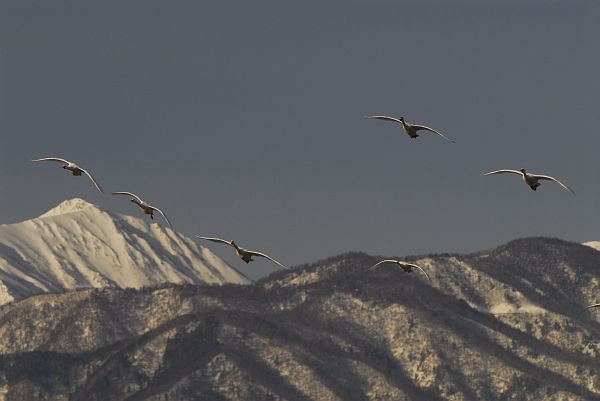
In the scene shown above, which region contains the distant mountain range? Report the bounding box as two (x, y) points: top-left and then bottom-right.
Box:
(1, 237), (600, 400)
(0, 198), (249, 304)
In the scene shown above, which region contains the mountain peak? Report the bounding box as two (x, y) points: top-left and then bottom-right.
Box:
(39, 198), (99, 218)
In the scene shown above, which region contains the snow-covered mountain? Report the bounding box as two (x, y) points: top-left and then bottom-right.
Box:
(0, 198), (249, 304)
(2, 237), (600, 400)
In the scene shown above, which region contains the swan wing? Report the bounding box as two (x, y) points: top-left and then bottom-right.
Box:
(483, 169), (523, 177)
(412, 124), (455, 143)
(80, 168), (104, 193)
(196, 236), (233, 246)
(368, 259), (398, 270)
(148, 205), (173, 227)
(587, 303), (600, 309)
(534, 175), (575, 195)
(111, 191), (144, 203)
(247, 250), (288, 269)
(403, 263), (431, 281)
(365, 115), (403, 124)
(31, 157), (71, 164)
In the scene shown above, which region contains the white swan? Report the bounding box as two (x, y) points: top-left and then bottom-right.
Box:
(369, 259), (430, 281)
(31, 157), (104, 193)
(196, 236), (287, 269)
(365, 115), (455, 143)
(483, 169), (575, 195)
(112, 191), (172, 227)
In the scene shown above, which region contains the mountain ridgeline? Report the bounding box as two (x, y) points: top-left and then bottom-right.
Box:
(2, 237), (600, 400)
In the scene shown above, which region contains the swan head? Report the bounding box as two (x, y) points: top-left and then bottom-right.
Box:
(399, 117), (405, 122)
(520, 168), (526, 174)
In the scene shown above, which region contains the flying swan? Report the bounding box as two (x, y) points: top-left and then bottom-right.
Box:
(112, 191), (172, 227)
(196, 236), (287, 269)
(365, 115), (455, 143)
(31, 157), (104, 193)
(369, 259), (430, 281)
(483, 169), (575, 195)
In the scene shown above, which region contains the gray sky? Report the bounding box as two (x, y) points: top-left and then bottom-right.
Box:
(2, 0), (600, 279)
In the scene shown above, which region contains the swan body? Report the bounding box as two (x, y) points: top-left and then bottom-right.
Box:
(369, 259), (430, 281)
(196, 236), (287, 269)
(31, 157), (104, 193)
(112, 191), (172, 227)
(365, 115), (454, 143)
(483, 168), (575, 195)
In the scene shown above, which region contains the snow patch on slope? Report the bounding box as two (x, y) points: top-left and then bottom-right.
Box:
(583, 241), (600, 251)
(489, 302), (546, 315)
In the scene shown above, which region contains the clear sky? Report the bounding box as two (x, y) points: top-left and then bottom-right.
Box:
(1, 0), (600, 279)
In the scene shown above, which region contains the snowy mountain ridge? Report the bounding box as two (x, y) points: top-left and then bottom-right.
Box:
(0, 198), (249, 304)
(583, 241), (600, 251)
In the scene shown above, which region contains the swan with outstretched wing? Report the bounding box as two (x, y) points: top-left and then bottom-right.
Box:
(369, 259), (430, 281)
(196, 236), (287, 269)
(31, 157), (104, 193)
(365, 115), (454, 143)
(112, 191), (172, 227)
(484, 168), (575, 195)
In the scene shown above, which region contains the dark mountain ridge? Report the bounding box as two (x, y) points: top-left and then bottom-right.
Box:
(1, 237), (600, 400)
